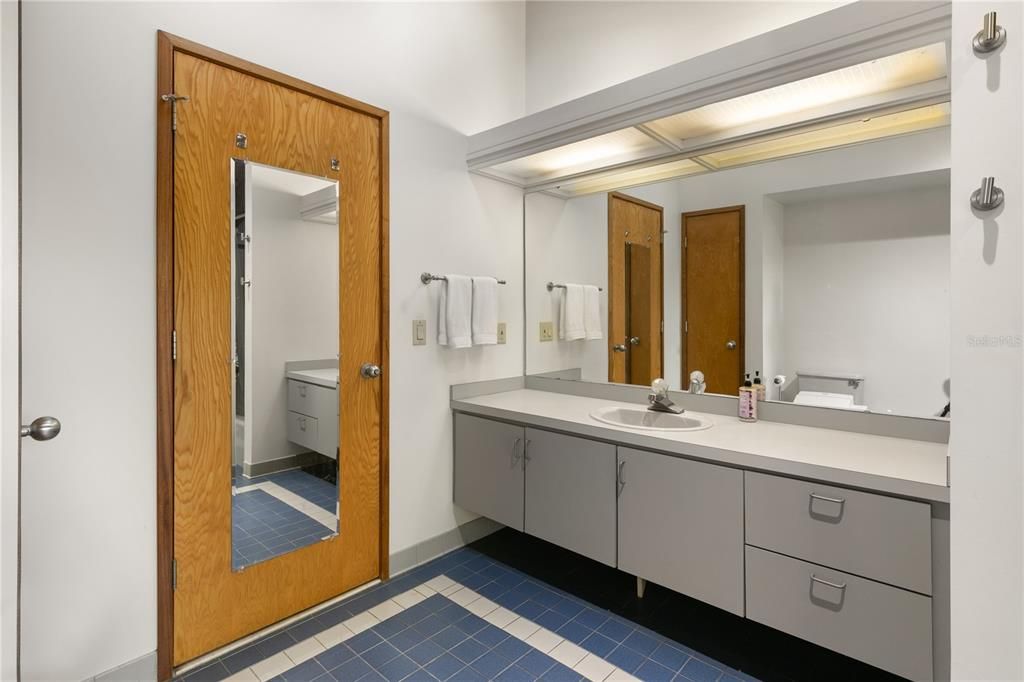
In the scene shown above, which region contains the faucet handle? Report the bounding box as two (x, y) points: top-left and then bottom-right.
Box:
(651, 378), (669, 397)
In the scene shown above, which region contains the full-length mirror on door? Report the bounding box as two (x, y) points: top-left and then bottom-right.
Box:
(230, 160), (341, 570)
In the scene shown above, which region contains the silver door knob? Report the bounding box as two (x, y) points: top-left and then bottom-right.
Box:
(20, 416), (61, 441)
(612, 344), (628, 353)
(725, 340), (737, 350)
(629, 336), (640, 346)
(360, 363), (382, 379)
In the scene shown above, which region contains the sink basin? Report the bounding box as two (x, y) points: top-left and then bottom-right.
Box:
(590, 406), (712, 432)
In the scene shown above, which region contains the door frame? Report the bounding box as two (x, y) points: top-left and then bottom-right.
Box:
(155, 31), (390, 680)
(606, 191), (665, 383)
(680, 205), (745, 390)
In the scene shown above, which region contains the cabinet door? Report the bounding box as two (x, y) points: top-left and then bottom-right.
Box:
(525, 428), (616, 566)
(454, 414), (525, 531)
(617, 447), (744, 615)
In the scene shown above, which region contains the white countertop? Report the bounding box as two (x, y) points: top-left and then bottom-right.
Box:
(452, 389), (949, 503)
(286, 368), (338, 389)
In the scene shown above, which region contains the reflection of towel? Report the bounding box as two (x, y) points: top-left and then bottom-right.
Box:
(583, 285), (602, 340)
(471, 276), (498, 345)
(438, 275), (472, 349)
(559, 284), (586, 341)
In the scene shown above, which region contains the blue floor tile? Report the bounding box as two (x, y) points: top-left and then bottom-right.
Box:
(636, 659), (678, 682)
(607, 644), (646, 673)
(679, 657), (724, 682)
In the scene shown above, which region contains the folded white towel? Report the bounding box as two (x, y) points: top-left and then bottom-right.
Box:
(438, 275), (472, 349)
(559, 284), (586, 341)
(583, 285), (603, 340)
(471, 276), (499, 345)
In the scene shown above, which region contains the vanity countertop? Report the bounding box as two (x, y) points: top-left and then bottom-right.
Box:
(286, 368), (338, 389)
(451, 389), (949, 503)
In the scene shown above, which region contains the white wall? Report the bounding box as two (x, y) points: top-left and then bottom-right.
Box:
(949, 3), (1024, 679)
(526, 130), (952, 393)
(524, 1), (847, 113)
(250, 185), (339, 466)
(0, 1), (19, 678)
(780, 184), (951, 417)
(19, 2), (525, 679)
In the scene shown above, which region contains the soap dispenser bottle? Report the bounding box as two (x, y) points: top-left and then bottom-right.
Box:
(739, 373), (758, 422)
(753, 371), (766, 401)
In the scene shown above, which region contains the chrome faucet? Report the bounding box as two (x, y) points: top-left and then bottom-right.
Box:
(648, 378), (685, 414)
(688, 370), (706, 394)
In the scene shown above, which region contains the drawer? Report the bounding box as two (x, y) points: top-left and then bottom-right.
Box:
(287, 379), (337, 420)
(745, 471), (932, 594)
(287, 411), (319, 451)
(746, 546), (932, 682)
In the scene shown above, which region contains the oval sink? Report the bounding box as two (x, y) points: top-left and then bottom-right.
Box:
(590, 406), (712, 432)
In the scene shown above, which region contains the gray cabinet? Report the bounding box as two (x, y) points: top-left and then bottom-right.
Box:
(524, 428), (616, 566)
(453, 413), (525, 531)
(616, 447), (745, 616)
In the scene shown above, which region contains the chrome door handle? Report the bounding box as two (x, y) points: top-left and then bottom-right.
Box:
(20, 416), (61, 441)
(522, 439), (532, 471)
(725, 340), (737, 350)
(628, 336), (640, 346)
(511, 437), (522, 469)
(613, 344), (628, 353)
(360, 363), (382, 379)
(617, 461), (626, 498)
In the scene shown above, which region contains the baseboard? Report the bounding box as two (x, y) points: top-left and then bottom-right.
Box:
(89, 651), (157, 682)
(390, 516), (503, 575)
(242, 451), (320, 478)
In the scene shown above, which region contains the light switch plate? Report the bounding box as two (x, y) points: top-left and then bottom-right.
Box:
(497, 322), (507, 344)
(412, 319), (427, 346)
(539, 321), (554, 342)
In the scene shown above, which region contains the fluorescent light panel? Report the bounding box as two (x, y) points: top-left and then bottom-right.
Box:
(491, 128), (666, 181)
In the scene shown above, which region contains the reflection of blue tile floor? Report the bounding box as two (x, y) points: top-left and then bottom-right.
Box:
(232, 489), (334, 570)
(234, 469), (338, 514)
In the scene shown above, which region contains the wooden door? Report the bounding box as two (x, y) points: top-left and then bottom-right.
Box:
(682, 206), (744, 395)
(162, 38), (388, 669)
(608, 193), (663, 385)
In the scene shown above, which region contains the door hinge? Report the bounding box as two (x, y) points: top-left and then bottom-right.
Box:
(685, 320), (689, 334)
(684, 236), (688, 248)
(172, 558), (178, 590)
(161, 94), (190, 132)
(660, 320), (664, 333)
(172, 330), (178, 361)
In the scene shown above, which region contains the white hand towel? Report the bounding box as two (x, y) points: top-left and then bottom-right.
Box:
(471, 276), (499, 345)
(437, 275), (472, 349)
(583, 285), (603, 340)
(559, 284), (586, 341)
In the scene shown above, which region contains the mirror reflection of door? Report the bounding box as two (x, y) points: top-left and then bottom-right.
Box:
(682, 206), (745, 395)
(608, 192), (663, 386)
(160, 35), (387, 672)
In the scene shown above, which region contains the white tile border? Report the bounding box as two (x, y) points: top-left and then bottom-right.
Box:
(208, 574), (699, 682)
(234, 480), (337, 531)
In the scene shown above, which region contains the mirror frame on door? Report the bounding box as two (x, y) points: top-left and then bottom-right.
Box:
(155, 31), (390, 680)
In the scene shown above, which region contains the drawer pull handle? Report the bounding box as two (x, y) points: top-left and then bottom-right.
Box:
(811, 574), (847, 591)
(511, 437), (522, 469)
(299, 417), (307, 432)
(617, 461), (626, 498)
(809, 492), (845, 505)
(299, 385), (307, 397)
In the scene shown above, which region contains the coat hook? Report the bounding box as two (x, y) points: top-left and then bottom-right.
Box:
(971, 176), (1004, 212)
(973, 11), (1007, 55)
(330, 158), (340, 172)
(235, 132), (248, 149)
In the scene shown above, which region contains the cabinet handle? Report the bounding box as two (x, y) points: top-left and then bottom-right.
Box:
(810, 574), (847, 591)
(511, 437), (522, 469)
(617, 461), (626, 497)
(809, 492), (845, 506)
(522, 440), (531, 471)
(299, 417), (307, 432)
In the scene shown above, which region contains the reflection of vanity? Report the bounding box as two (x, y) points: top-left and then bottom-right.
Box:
(285, 361), (338, 460)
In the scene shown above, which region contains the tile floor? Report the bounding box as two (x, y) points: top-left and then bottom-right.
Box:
(232, 469), (338, 570)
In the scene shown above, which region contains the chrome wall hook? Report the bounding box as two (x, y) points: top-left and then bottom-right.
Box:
(973, 11), (1007, 55)
(971, 177), (1004, 212)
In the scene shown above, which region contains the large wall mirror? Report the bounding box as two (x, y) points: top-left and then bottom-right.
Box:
(231, 160), (341, 570)
(525, 122), (952, 421)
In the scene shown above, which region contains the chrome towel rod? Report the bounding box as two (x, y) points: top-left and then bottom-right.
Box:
(547, 281), (603, 292)
(421, 272), (507, 285)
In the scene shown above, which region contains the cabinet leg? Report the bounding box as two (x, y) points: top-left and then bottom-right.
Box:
(636, 577), (646, 599)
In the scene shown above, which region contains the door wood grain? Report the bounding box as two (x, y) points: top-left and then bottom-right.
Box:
(158, 34), (388, 672)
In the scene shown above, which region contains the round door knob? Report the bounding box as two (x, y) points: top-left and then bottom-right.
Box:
(20, 416), (61, 441)
(725, 340), (737, 350)
(628, 336), (640, 346)
(612, 344), (628, 353)
(360, 363), (382, 379)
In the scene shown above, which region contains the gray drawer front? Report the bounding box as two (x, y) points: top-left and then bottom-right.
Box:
(287, 411), (319, 451)
(288, 379), (337, 420)
(745, 471), (932, 594)
(524, 428), (616, 567)
(746, 546), (933, 682)
(618, 448), (744, 616)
